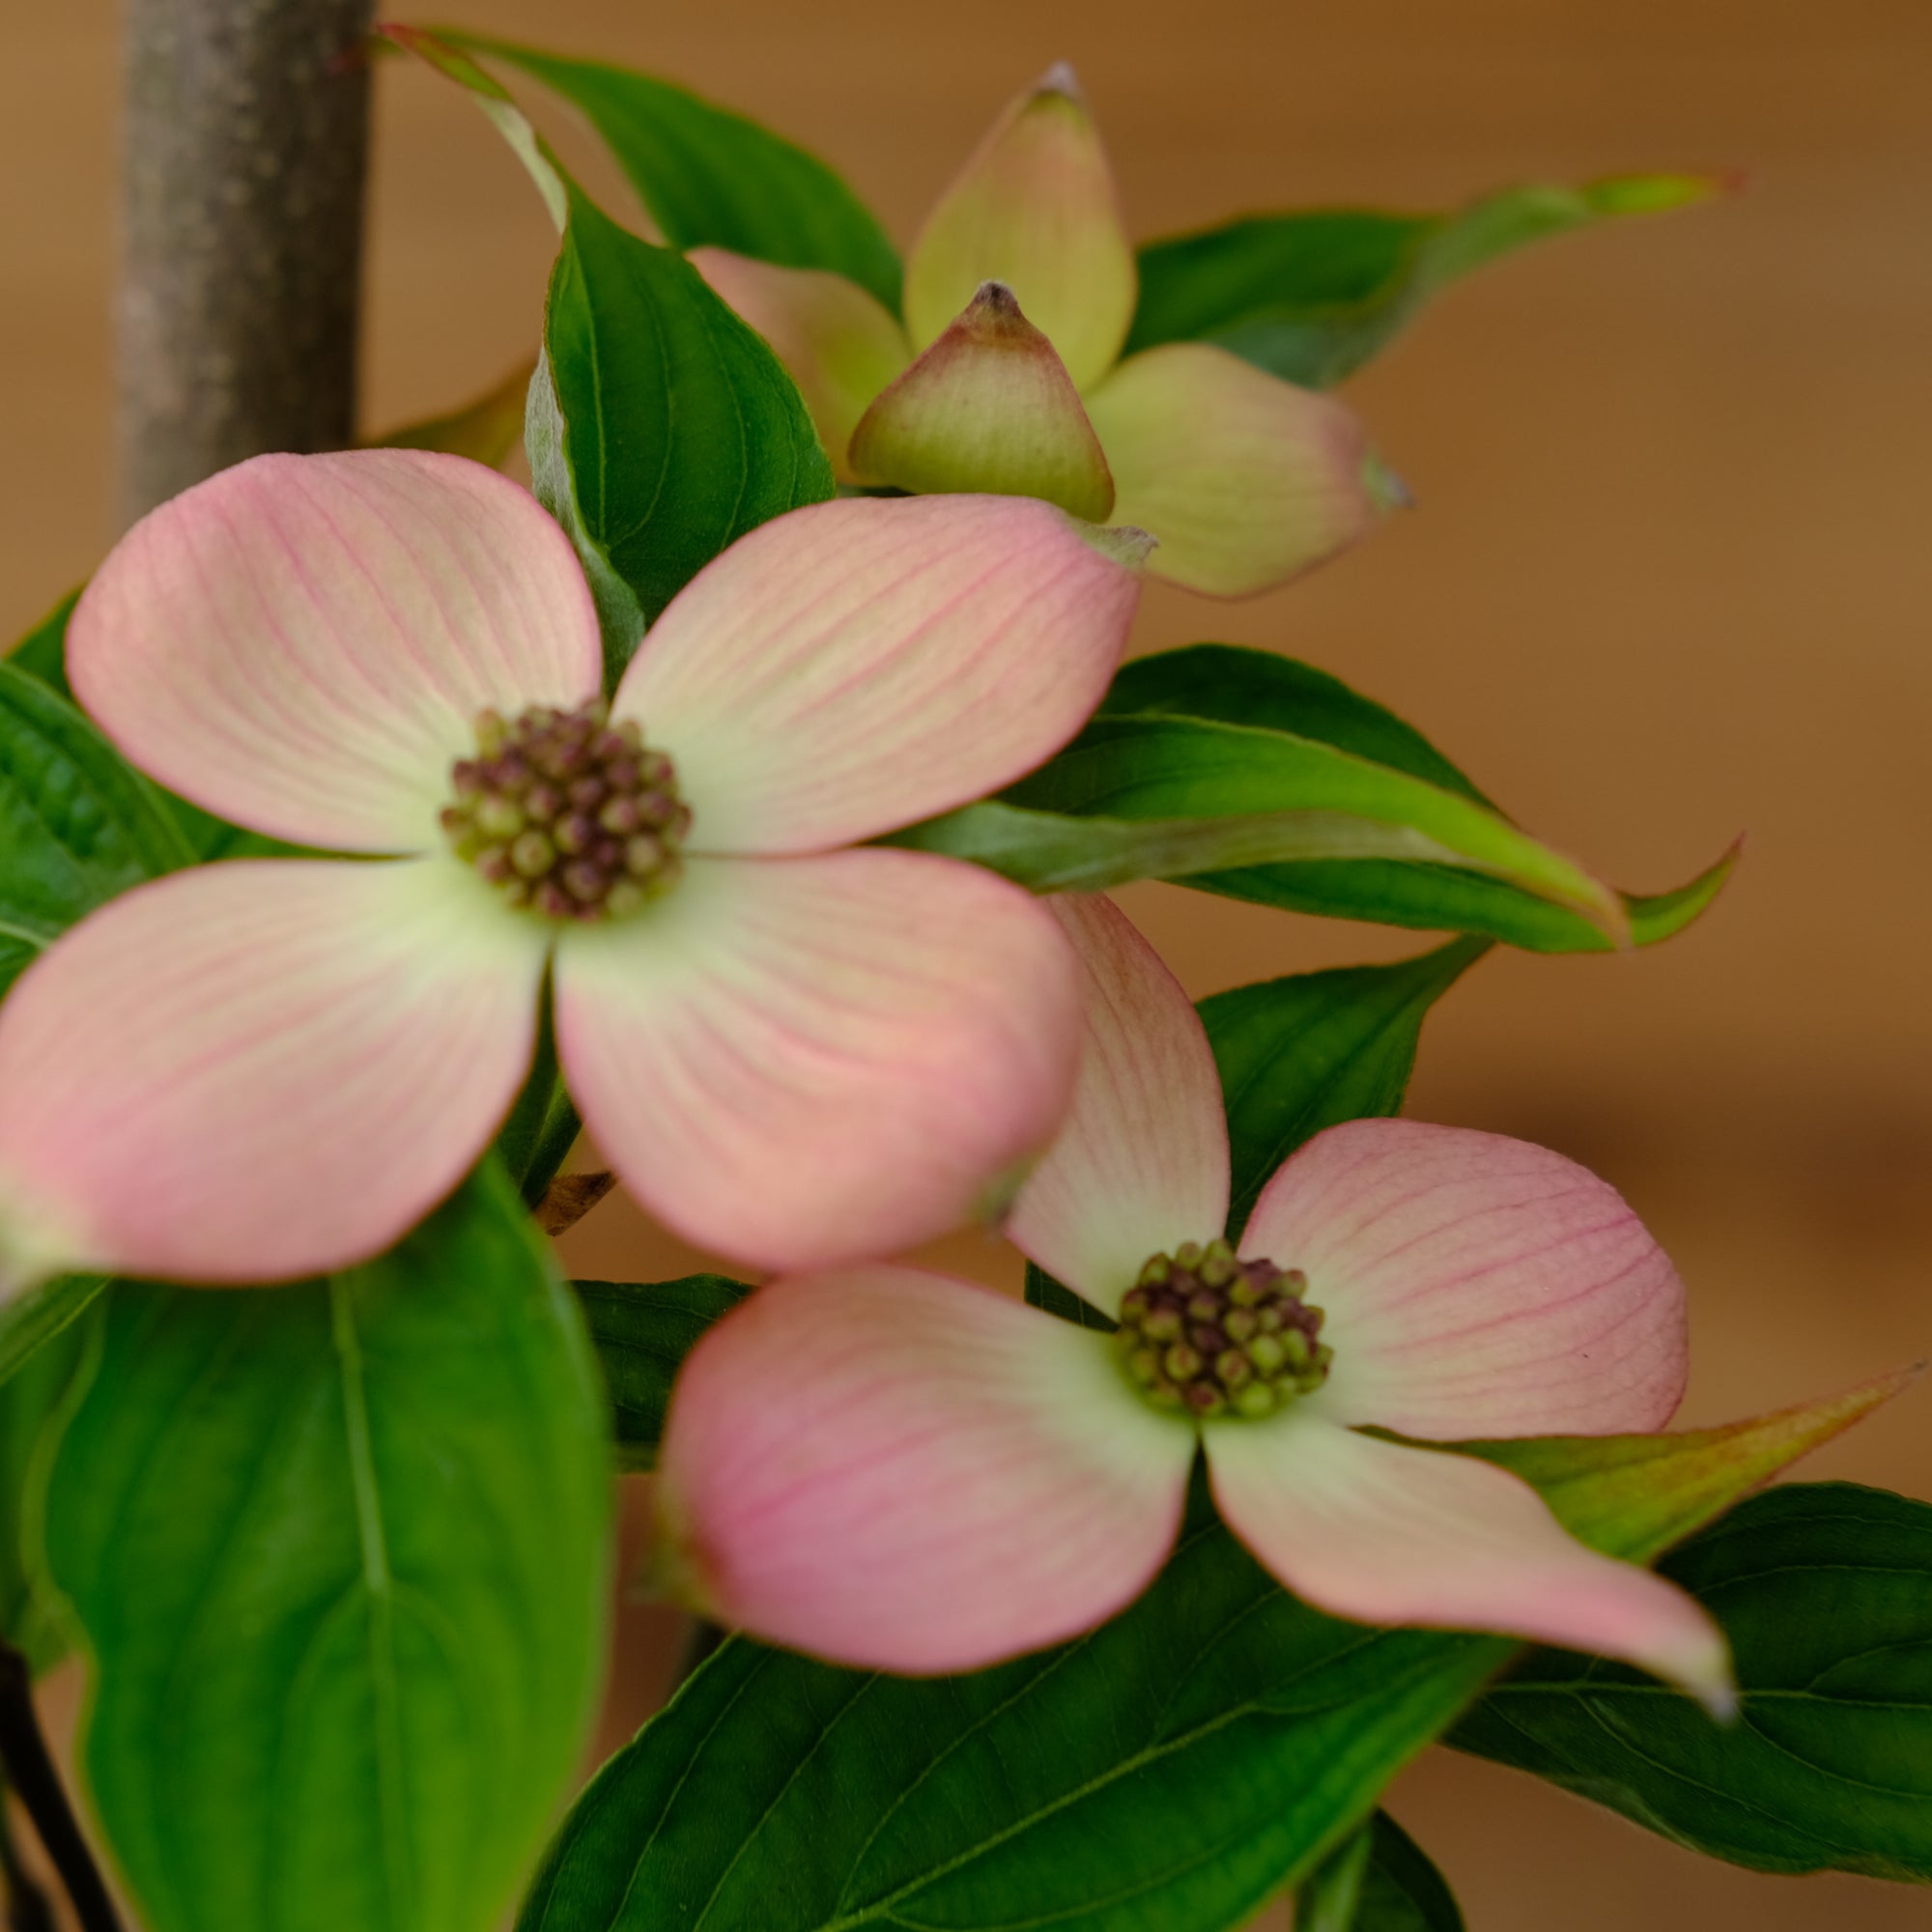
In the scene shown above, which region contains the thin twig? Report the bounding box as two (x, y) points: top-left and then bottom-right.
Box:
(0, 1647), (119, 1932)
(0, 1776), (56, 1932)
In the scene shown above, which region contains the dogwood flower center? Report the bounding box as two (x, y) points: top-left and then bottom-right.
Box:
(1116, 1235), (1331, 1421)
(440, 699), (691, 922)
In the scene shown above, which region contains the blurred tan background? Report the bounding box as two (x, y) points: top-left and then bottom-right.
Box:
(6, 0), (1932, 1926)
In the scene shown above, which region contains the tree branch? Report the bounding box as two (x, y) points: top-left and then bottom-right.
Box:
(117, 0), (378, 525)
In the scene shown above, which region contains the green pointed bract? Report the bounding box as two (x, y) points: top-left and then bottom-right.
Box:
(902, 64), (1137, 392)
(849, 281), (1116, 521)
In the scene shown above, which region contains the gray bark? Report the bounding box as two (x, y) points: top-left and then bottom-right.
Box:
(116, 0), (376, 526)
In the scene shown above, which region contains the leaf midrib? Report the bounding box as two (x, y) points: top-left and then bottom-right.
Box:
(329, 1280), (413, 1929)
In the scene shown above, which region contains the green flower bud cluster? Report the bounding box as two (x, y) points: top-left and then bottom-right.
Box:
(1116, 1236), (1331, 1421)
(441, 699), (690, 922)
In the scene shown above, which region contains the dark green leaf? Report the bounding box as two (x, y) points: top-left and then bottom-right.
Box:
(526, 351), (649, 675)
(513, 1416), (1821, 1932)
(1297, 1823), (1377, 1932)
(4, 597), (284, 863)
(575, 1274), (753, 1469)
(1043, 644), (1736, 953)
(0, 1311), (93, 1675)
(1126, 174), (1725, 387)
(1203, 938), (1489, 1234)
(0, 661), (192, 997)
(5, 589), (78, 700)
(385, 30), (837, 676)
(1099, 644), (1492, 805)
(495, 1000), (583, 1206)
(1450, 1481), (1932, 1884)
(42, 1163), (611, 1932)
(1298, 1813), (1464, 1932)
(539, 181), (836, 672)
(448, 35), (902, 310)
(1006, 711), (1633, 945)
(520, 1510), (1510, 1932)
(1022, 1261), (1117, 1330)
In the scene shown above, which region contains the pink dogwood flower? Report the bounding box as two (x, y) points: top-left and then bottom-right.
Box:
(693, 67), (1400, 599)
(656, 894), (1731, 1707)
(0, 450), (1145, 1294)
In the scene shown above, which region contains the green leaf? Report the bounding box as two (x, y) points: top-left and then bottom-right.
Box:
(0, 1310), (94, 1676)
(1202, 938), (1489, 1234)
(0, 661), (192, 998)
(1026, 644), (1734, 953)
(1099, 644), (1492, 803)
(1297, 1813), (1464, 1932)
(0, 1274), (105, 1392)
(5, 588), (78, 700)
(42, 1164), (611, 1932)
(526, 350), (649, 676)
(445, 34), (902, 310)
(385, 28), (837, 675)
(495, 1003), (583, 1207)
(1449, 1478), (1932, 1883)
(1126, 174), (1728, 387)
(883, 799), (1520, 895)
(1006, 710), (1632, 945)
(575, 1274), (753, 1469)
(512, 1395), (1863, 1932)
(4, 598), (282, 863)
(540, 179), (837, 670)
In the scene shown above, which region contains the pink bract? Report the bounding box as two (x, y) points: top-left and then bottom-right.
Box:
(656, 895), (1731, 1708)
(0, 450), (1143, 1292)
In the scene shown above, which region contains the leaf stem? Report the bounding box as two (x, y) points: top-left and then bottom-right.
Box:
(0, 1645), (119, 1932)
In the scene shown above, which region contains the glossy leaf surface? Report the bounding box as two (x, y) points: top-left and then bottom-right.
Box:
(884, 798), (1502, 894)
(1126, 174), (1726, 387)
(6, 587), (77, 699)
(575, 1274), (753, 1469)
(511, 1400), (1861, 1932)
(451, 35), (902, 309)
(43, 1165), (611, 1932)
(541, 182), (836, 669)
(1451, 1480), (1932, 1882)
(1031, 644), (1736, 952)
(1006, 711), (1629, 944)
(1202, 938), (1489, 1233)
(0, 1311), (92, 1674)
(0, 661), (190, 997)
(1297, 1813), (1464, 1932)
(0, 1273), (104, 1392)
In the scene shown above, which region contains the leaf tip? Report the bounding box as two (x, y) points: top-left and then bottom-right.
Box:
(1588, 878), (1636, 952)
(1361, 450), (1414, 516)
(1583, 169), (1747, 217)
(1035, 60), (1085, 102)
